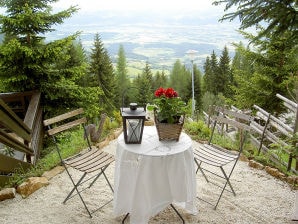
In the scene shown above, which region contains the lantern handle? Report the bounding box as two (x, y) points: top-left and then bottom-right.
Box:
(121, 87), (146, 112)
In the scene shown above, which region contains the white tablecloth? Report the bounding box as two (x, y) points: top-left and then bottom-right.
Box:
(113, 126), (197, 224)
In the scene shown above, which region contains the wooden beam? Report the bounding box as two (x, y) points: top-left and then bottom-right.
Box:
(276, 93), (297, 112)
(0, 129), (33, 155)
(0, 154), (32, 173)
(24, 92), (41, 130)
(0, 98), (31, 141)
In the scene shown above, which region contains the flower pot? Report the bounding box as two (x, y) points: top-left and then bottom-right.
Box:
(154, 111), (184, 141)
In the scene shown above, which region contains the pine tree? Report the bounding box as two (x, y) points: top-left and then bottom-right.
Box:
(204, 51), (219, 95)
(153, 70), (168, 90)
(203, 56), (211, 93)
(232, 31), (297, 113)
(169, 59), (188, 99)
(214, 0), (298, 45)
(89, 33), (116, 114)
(133, 62), (154, 106)
(116, 44), (130, 107)
(218, 46), (233, 98)
(0, 0), (81, 115)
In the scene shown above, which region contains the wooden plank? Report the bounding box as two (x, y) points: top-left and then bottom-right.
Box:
(254, 105), (293, 134)
(0, 101), (32, 141)
(214, 116), (252, 131)
(0, 90), (38, 101)
(250, 121), (264, 135)
(214, 106), (254, 122)
(283, 102), (296, 112)
(276, 94), (297, 112)
(0, 129), (33, 155)
(46, 117), (87, 136)
(30, 108), (44, 164)
(0, 153), (32, 173)
(43, 108), (84, 126)
(24, 92), (41, 130)
(256, 111), (292, 138)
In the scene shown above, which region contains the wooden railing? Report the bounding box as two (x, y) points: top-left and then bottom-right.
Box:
(0, 91), (43, 187)
(204, 96), (297, 174)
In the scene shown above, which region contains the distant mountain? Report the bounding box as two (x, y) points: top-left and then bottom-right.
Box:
(47, 11), (246, 75)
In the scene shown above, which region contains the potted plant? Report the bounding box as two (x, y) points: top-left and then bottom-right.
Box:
(148, 87), (188, 141)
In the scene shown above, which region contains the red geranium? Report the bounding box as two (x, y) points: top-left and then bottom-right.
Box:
(154, 87), (178, 98)
(154, 87), (165, 97)
(164, 88), (178, 98)
(149, 87), (187, 123)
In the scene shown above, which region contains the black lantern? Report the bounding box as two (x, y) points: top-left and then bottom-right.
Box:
(121, 102), (146, 144)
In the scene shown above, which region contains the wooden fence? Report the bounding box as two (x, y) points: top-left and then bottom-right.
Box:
(0, 91), (44, 187)
(204, 94), (298, 174)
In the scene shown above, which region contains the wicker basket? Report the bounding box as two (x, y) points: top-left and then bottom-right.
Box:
(154, 111), (184, 141)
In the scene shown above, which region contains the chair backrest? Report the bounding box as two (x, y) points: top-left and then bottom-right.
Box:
(209, 106), (254, 151)
(43, 108), (86, 136)
(43, 108), (91, 159)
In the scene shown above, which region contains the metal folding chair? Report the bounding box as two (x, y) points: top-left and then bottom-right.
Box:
(193, 106), (253, 209)
(43, 108), (114, 217)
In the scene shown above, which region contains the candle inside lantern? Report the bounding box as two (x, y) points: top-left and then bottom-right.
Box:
(127, 120), (141, 142)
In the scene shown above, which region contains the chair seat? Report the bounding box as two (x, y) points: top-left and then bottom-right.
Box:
(64, 148), (115, 173)
(193, 143), (238, 167)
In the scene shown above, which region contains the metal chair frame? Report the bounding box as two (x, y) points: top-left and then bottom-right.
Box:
(43, 108), (114, 218)
(194, 106), (253, 209)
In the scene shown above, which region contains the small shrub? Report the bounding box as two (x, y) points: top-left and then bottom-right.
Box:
(184, 120), (210, 140)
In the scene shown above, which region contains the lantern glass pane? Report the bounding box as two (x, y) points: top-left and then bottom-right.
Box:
(127, 119), (143, 143)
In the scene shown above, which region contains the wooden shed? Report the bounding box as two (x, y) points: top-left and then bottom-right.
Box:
(0, 91), (43, 187)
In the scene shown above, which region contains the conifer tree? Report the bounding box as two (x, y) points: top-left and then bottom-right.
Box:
(133, 62), (154, 105)
(89, 33), (116, 114)
(213, 0), (298, 45)
(153, 70), (168, 90)
(0, 0), (82, 115)
(203, 56), (211, 93)
(218, 46), (233, 98)
(231, 32), (297, 113)
(204, 51), (219, 95)
(169, 59), (188, 99)
(116, 44), (130, 107)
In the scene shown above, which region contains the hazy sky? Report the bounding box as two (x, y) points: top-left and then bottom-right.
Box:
(52, 0), (224, 14)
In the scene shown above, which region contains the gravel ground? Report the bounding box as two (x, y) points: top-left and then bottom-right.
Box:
(0, 139), (297, 224)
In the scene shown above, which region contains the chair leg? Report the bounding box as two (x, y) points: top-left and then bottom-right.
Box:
(88, 165), (113, 193)
(63, 171), (87, 203)
(63, 169), (92, 217)
(88, 166), (107, 188)
(122, 213), (129, 224)
(220, 167), (236, 196)
(102, 167), (114, 193)
(213, 167), (236, 209)
(194, 159), (209, 183)
(170, 204), (185, 224)
(121, 206), (184, 224)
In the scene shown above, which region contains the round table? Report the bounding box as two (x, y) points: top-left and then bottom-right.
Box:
(113, 126), (197, 224)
